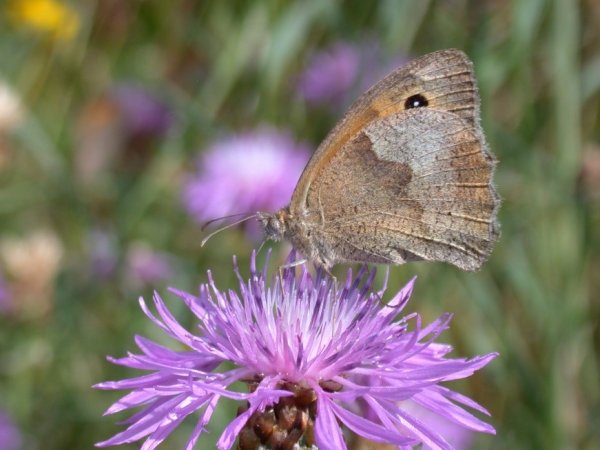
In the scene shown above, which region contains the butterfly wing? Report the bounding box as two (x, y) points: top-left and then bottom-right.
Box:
(305, 108), (499, 271)
(291, 48), (486, 210)
(285, 48), (499, 270)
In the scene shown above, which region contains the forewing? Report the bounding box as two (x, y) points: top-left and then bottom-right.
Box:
(291, 49), (482, 210)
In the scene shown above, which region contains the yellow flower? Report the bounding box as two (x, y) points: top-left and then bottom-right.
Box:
(9, 0), (79, 40)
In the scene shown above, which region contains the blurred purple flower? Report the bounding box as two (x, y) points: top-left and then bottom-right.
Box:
(0, 272), (11, 314)
(297, 42), (361, 107)
(182, 128), (310, 223)
(88, 229), (118, 280)
(0, 409), (22, 450)
(297, 41), (408, 111)
(125, 243), (173, 288)
(96, 251), (497, 449)
(110, 84), (173, 138)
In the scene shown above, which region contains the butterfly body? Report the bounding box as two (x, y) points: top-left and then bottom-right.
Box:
(259, 49), (500, 271)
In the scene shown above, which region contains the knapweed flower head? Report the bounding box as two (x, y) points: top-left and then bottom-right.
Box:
(297, 42), (362, 108)
(182, 128), (309, 224)
(110, 84), (174, 139)
(297, 40), (407, 112)
(88, 229), (118, 280)
(96, 251), (497, 450)
(0, 408), (22, 450)
(125, 242), (174, 289)
(0, 271), (12, 314)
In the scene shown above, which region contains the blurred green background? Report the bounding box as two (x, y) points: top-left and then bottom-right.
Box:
(0, 0), (598, 449)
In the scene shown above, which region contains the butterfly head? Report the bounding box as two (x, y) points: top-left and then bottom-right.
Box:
(258, 208), (291, 242)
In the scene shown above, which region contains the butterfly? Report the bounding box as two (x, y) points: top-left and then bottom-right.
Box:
(253, 49), (500, 272)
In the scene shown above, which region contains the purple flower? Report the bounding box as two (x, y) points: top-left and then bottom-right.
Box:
(0, 409), (22, 450)
(0, 272), (12, 314)
(110, 84), (173, 138)
(404, 401), (475, 450)
(88, 229), (118, 280)
(182, 128), (309, 223)
(297, 42), (361, 107)
(96, 252), (497, 449)
(125, 243), (173, 288)
(297, 41), (408, 111)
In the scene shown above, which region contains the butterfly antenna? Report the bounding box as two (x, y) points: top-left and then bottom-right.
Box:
(200, 212), (254, 232)
(201, 213), (258, 247)
(256, 237), (268, 256)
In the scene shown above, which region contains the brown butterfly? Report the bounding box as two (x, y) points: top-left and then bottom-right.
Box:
(257, 49), (499, 271)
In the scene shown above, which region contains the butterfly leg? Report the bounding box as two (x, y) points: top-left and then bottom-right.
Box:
(277, 258), (308, 292)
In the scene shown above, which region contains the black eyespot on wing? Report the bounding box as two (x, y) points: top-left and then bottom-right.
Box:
(404, 94), (429, 109)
